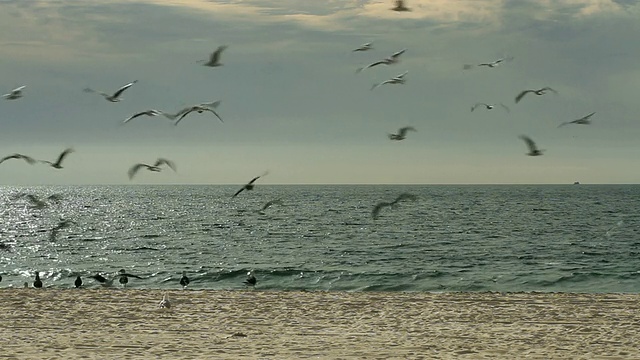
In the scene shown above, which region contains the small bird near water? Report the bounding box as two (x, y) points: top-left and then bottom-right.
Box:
(244, 271), (257, 287)
(33, 272), (43, 288)
(180, 271), (190, 289)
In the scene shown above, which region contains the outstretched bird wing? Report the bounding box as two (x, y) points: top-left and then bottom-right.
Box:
(54, 148), (74, 167)
(515, 90), (533, 103)
(518, 135), (538, 152)
(112, 80), (138, 98)
(209, 45), (228, 64)
(128, 163), (150, 180)
(154, 158), (176, 172)
(398, 126), (416, 137)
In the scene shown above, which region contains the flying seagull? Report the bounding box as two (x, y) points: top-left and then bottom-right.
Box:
(0, 153), (36, 165)
(163, 100), (221, 121)
(198, 45), (228, 67)
(371, 71), (408, 91)
(33, 272), (43, 288)
(464, 56), (514, 70)
(372, 193), (417, 219)
(40, 148), (74, 169)
(352, 42), (373, 52)
(2, 86), (26, 100)
(90, 269), (142, 287)
(180, 271), (190, 289)
(49, 219), (75, 241)
(471, 103), (510, 113)
(519, 135), (545, 156)
(128, 158), (176, 180)
(244, 271), (257, 287)
(122, 109), (165, 124)
(174, 105), (223, 126)
(232, 171), (269, 198)
(558, 112), (595, 128)
(14, 193), (62, 209)
(84, 80), (138, 102)
(260, 199), (283, 212)
(356, 49), (407, 73)
(388, 126), (416, 141)
(391, 0), (411, 11)
(515, 87), (557, 103)
(159, 294), (171, 309)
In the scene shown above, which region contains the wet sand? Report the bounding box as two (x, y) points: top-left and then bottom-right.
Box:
(0, 289), (638, 359)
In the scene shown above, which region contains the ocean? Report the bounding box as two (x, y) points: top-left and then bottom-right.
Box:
(0, 185), (638, 292)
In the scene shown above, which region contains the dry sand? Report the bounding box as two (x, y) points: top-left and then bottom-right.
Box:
(0, 289), (638, 359)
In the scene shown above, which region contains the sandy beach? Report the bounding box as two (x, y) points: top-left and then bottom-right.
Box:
(0, 289), (638, 359)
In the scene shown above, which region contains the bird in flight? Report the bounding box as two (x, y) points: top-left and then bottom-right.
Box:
(356, 49), (407, 73)
(84, 80), (138, 102)
(464, 56), (513, 70)
(40, 148), (74, 169)
(391, 0), (411, 11)
(371, 71), (408, 91)
(259, 199), (283, 213)
(163, 100), (221, 121)
(558, 112), (595, 128)
(519, 135), (545, 156)
(49, 219), (75, 241)
(372, 193), (417, 219)
(198, 45), (228, 67)
(471, 103), (510, 113)
(122, 109), (166, 124)
(128, 158), (176, 180)
(232, 171), (268, 198)
(174, 105), (223, 126)
(13, 193), (62, 209)
(352, 42), (373, 52)
(515, 87), (557, 103)
(2, 86), (26, 100)
(388, 126), (416, 141)
(0, 153), (36, 165)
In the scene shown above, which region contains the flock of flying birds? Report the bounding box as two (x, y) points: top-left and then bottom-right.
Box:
(1, 0), (598, 290)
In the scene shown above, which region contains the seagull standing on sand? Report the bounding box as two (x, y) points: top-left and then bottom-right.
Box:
(244, 271), (257, 287)
(388, 126), (416, 141)
(159, 294), (171, 309)
(180, 271), (190, 289)
(2, 86), (26, 100)
(515, 87), (557, 103)
(122, 110), (165, 124)
(33, 272), (43, 288)
(519, 135), (545, 156)
(391, 0), (411, 11)
(356, 49), (407, 73)
(471, 103), (510, 113)
(232, 171), (268, 198)
(372, 193), (417, 219)
(0, 153), (36, 165)
(352, 42), (373, 52)
(128, 158), (176, 180)
(558, 112), (595, 128)
(40, 148), (74, 169)
(84, 80), (138, 102)
(75, 276), (82, 288)
(371, 71), (408, 90)
(198, 45), (228, 67)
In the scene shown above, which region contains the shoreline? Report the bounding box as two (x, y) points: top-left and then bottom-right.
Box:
(1, 289), (638, 359)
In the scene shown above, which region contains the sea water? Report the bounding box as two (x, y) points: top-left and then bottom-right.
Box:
(0, 185), (638, 292)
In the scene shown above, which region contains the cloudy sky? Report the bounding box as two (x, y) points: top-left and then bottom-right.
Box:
(0, 0), (638, 185)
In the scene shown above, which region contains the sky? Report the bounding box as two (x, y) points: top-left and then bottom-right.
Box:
(0, 0), (639, 185)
